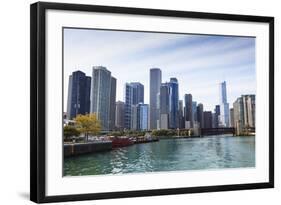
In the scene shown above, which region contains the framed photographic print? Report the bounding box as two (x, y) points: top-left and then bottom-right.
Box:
(30, 1), (274, 203)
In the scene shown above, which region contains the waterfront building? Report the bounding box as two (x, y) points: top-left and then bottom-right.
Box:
(109, 77), (117, 130)
(178, 100), (185, 129)
(139, 103), (149, 131)
(197, 103), (204, 128)
(233, 97), (244, 135)
(159, 82), (170, 129)
(90, 66), (116, 131)
(130, 104), (138, 130)
(213, 105), (220, 128)
(67, 70), (91, 120)
(130, 103), (149, 131)
(203, 111), (213, 129)
(184, 94), (193, 128)
(124, 82), (144, 129)
(219, 81), (230, 127)
(230, 108), (234, 127)
(149, 68), (162, 130)
(212, 113), (216, 128)
(233, 95), (255, 134)
(192, 101), (197, 123)
(115, 101), (125, 130)
(242, 95), (256, 128)
(168, 78), (179, 129)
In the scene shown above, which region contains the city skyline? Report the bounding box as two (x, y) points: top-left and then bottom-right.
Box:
(64, 28), (256, 111)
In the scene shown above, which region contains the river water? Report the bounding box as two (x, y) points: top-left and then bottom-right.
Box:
(64, 135), (255, 176)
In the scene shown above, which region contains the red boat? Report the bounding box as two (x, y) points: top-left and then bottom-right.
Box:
(110, 136), (134, 148)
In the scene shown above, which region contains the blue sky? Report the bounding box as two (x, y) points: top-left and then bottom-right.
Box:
(63, 28), (256, 111)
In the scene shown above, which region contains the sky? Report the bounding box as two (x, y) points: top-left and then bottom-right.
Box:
(63, 28), (256, 112)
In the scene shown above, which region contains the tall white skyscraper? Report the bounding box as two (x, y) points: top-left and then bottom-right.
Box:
(219, 81), (230, 127)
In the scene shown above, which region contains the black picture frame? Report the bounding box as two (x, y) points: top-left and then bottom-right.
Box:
(30, 1), (274, 203)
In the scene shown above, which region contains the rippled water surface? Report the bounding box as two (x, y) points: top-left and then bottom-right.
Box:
(64, 135), (255, 176)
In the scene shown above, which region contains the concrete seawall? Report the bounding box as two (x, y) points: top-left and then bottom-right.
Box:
(64, 141), (112, 157)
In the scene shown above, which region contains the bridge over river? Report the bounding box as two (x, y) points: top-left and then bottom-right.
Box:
(201, 127), (235, 136)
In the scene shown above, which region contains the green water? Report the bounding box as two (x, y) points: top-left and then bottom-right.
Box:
(64, 135), (255, 176)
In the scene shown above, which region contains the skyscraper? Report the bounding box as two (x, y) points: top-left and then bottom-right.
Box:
(219, 81), (230, 127)
(130, 103), (149, 131)
(149, 68), (162, 130)
(229, 108), (234, 127)
(192, 101), (197, 122)
(109, 77), (117, 130)
(115, 101), (125, 130)
(178, 100), (185, 129)
(66, 70), (91, 120)
(197, 103), (204, 128)
(168, 78), (179, 129)
(159, 82), (170, 129)
(214, 105), (220, 128)
(124, 82), (144, 129)
(90, 66), (116, 131)
(233, 95), (255, 134)
(242, 95), (255, 128)
(233, 97), (244, 135)
(203, 111), (213, 128)
(139, 103), (149, 131)
(184, 94), (193, 128)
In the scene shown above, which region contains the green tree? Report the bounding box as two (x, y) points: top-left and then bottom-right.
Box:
(74, 113), (101, 142)
(63, 125), (80, 142)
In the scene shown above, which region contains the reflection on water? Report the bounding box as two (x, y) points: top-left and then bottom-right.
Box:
(64, 135), (255, 176)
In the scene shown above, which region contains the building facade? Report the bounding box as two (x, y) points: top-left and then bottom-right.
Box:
(178, 100), (185, 129)
(184, 94), (193, 128)
(233, 95), (255, 134)
(213, 105), (220, 128)
(139, 104), (149, 131)
(203, 111), (213, 129)
(124, 82), (144, 130)
(66, 70), (91, 120)
(130, 103), (149, 131)
(197, 103), (204, 128)
(219, 81), (230, 127)
(149, 68), (162, 130)
(90, 66), (116, 131)
(109, 77), (117, 130)
(159, 82), (170, 129)
(168, 78), (179, 129)
(115, 101), (125, 130)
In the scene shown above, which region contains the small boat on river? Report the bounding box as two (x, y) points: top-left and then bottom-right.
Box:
(110, 136), (134, 148)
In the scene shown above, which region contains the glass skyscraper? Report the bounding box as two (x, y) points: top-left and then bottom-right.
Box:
(197, 103), (204, 128)
(149, 68), (162, 130)
(139, 104), (149, 131)
(130, 103), (148, 131)
(159, 82), (170, 129)
(90, 66), (116, 131)
(184, 94), (193, 128)
(109, 77), (117, 131)
(66, 70), (91, 120)
(168, 78), (179, 129)
(219, 81), (230, 127)
(124, 82), (144, 129)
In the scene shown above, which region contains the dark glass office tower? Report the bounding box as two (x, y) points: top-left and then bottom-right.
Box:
(168, 78), (179, 129)
(184, 94), (193, 128)
(66, 70), (91, 120)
